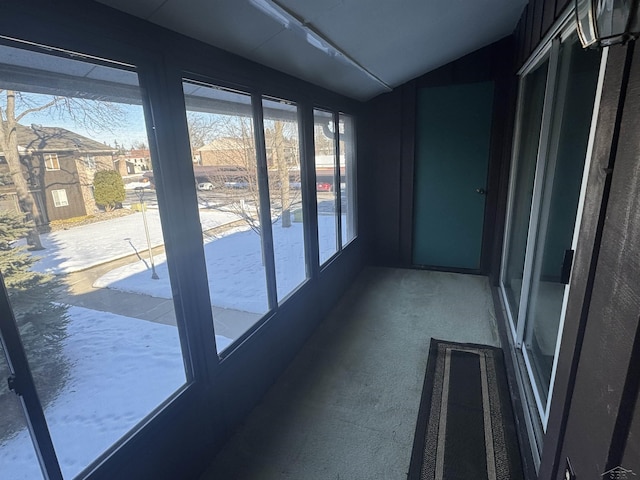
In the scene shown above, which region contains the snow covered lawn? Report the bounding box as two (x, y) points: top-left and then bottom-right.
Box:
(30, 209), (240, 274)
(0, 306), (231, 480)
(95, 216), (339, 313)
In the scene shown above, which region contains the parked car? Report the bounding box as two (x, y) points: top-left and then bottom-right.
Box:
(224, 181), (249, 189)
(316, 182), (333, 192)
(197, 182), (214, 191)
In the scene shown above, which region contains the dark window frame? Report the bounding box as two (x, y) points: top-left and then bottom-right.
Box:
(0, 4), (361, 477)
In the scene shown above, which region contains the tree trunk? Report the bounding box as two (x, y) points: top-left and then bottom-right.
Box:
(0, 92), (44, 249)
(274, 121), (291, 228)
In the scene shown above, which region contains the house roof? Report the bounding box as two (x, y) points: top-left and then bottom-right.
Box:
(126, 149), (151, 158)
(14, 124), (116, 155)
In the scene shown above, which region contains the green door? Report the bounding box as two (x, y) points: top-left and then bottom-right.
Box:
(412, 81), (494, 270)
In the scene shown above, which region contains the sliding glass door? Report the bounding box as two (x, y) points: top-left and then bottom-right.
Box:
(502, 58), (549, 332)
(523, 37), (601, 409)
(500, 31), (602, 430)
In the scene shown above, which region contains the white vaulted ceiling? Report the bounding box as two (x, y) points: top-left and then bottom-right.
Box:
(96, 0), (527, 101)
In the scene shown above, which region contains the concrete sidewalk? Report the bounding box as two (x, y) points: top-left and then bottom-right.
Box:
(57, 224), (261, 339)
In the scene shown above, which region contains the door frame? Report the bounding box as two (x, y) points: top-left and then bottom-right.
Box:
(498, 13), (608, 463)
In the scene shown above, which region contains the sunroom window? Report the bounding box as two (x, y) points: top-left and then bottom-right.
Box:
(0, 42), (187, 479)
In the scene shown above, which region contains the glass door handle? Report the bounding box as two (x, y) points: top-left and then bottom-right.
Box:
(476, 188), (487, 195)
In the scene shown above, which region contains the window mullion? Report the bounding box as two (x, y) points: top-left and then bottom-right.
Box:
(300, 104), (319, 278)
(252, 93), (278, 309)
(344, 114), (358, 242)
(139, 64), (217, 379)
(333, 111), (343, 250)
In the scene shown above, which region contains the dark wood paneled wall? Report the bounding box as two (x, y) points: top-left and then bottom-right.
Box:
(536, 44), (630, 479)
(540, 43), (640, 480)
(514, 0), (572, 68)
(511, 2), (640, 479)
(364, 37), (516, 279)
(362, 89), (404, 266)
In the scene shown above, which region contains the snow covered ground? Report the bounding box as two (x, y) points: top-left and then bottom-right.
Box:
(0, 306), (232, 480)
(123, 181), (151, 190)
(30, 208), (240, 274)
(96, 223), (298, 313)
(94, 215), (338, 313)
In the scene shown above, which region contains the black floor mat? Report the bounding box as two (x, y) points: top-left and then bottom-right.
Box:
(408, 339), (524, 480)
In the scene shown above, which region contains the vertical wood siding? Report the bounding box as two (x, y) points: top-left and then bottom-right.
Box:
(364, 38), (516, 275)
(554, 44), (640, 479)
(512, 1), (640, 477)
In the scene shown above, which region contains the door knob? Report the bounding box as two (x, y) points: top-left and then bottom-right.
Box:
(476, 188), (487, 195)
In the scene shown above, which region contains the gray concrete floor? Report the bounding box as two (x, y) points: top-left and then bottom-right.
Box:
(200, 267), (500, 480)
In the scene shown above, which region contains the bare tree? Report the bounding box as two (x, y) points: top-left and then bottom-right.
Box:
(0, 89), (124, 249)
(266, 120), (297, 228)
(131, 140), (148, 150)
(189, 112), (301, 235)
(186, 111), (221, 152)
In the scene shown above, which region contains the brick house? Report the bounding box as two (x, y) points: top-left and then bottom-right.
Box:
(194, 134), (299, 185)
(114, 148), (152, 176)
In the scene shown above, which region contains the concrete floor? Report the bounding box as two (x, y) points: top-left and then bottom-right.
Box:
(200, 267), (500, 480)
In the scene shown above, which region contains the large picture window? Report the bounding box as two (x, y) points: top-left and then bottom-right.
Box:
(183, 81), (270, 350)
(0, 28), (358, 480)
(0, 43), (187, 479)
(339, 113), (357, 246)
(262, 97), (308, 302)
(314, 109), (338, 265)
